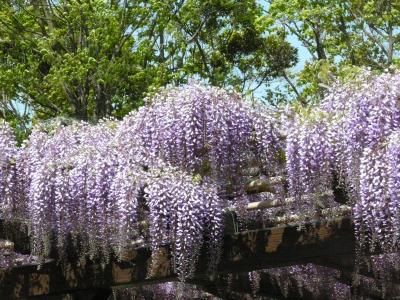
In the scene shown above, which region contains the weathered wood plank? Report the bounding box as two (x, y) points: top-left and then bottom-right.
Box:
(243, 190), (334, 211)
(0, 217), (356, 299)
(218, 217), (355, 273)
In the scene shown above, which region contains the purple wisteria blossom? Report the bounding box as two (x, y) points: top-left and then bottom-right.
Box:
(119, 82), (281, 196)
(0, 121), (17, 218)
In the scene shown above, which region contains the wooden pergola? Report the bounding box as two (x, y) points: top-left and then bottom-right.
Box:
(0, 179), (390, 299)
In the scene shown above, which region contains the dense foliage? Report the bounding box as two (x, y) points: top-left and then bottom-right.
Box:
(0, 0), (296, 139)
(1, 0), (399, 140)
(267, 0), (400, 103)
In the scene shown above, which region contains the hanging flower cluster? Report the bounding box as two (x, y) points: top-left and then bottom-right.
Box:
(0, 82), (281, 280)
(15, 121), (116, 260)
(113, 282), (221, 300)
(285, 111), (334, 203)
(354, 130), (400, 251)
(284, 70), (400, 252)
(0, 121), (17, 218)
(327, 72), (400, 252)
(2, 73), (400, 296)
(10, 117), (224, 280)
(119, 82), (282, 196)
(263, 264), (350, 300)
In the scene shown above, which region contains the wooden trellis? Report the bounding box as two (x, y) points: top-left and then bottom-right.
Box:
(0, 216), (358, 299)
(0, 178), (389, 299)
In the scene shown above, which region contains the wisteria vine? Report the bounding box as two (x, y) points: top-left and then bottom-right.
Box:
(119, 82), (282, 196)
(1, 73), (400, 297)
(284, 71), (400, 253)
(0, 121), (17, 218)
(0, 83), (283, 282)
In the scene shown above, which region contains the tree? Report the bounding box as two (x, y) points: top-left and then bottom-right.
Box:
(0, 0), (160, 123)
(0, 0), (298, 139)
(149, 0), (297, 93)
(266, 0), (400, 104)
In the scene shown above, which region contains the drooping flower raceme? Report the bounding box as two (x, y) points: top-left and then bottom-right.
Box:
(0, 121), (17, 218)
(112, 115), (225, 280)
(285, 113), (333, 195)
(12, 110), (225, 281)
(354, 130), (400, 252)
(284, 109), (336, 215)
(119, 82), (282, 197)
(264, 264), (350, 300)
(319, 71), (400, 193)
(12, 81), (281, 280)
(2, 73), (400, 296)
(21, 121), (116, 260)
(284, 71), (400, 253)
(144, 169), (223, 280)
(329, 72), (400, 252)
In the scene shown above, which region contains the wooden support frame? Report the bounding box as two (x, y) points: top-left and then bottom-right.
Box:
(0, 217), (355, 299)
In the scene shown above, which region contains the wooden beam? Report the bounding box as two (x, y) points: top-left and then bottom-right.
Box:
(218, 217), (355, 273)
(228, 190), (337, 212)
(245, 178), (276, 194)
(0, 217), (356, 299)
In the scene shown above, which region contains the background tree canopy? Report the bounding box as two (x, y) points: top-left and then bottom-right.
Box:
(0, 0), (399, 140)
